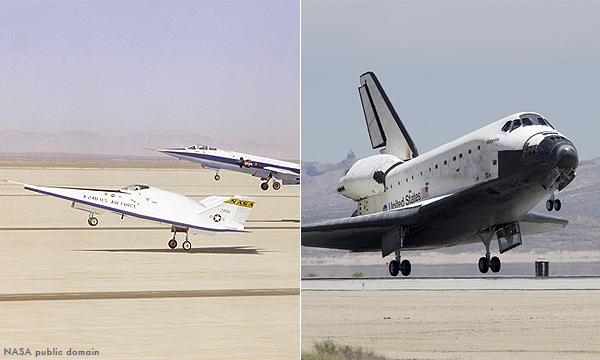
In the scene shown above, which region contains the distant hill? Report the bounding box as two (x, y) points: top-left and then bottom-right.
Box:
(0, 130), (299, 162)
(302, 157), (600, 257)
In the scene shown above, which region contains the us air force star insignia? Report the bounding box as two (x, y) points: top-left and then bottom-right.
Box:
(213, 214), (222, 222)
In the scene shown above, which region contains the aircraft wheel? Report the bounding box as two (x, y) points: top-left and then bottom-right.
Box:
(168, 239), (177, 249)
(182, 240), (192, 251)
(401, 259), (411, 276)
(272, 181), (281, 190)
(490, 256), (501, 273)
(478, 257), (489, 273)
(388, 260), (400, 277)
(554, 199), (561, 211)
(260, 182), (269, 191)
(88, 217), (99, 226)
(546, 199), (554, 211)
(214, 174), (221, 181)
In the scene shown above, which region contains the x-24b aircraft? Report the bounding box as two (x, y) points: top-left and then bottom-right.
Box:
(302, 72), (578, 276)
(157, 145), (300, 191)
(8, 181), (256, 251)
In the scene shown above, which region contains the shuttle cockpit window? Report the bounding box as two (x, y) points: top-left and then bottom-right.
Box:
(537, 117), (555, 129)
(521, 117), (534, 127)
(510, 119), (521, 132)
(501, 121), (512, 132)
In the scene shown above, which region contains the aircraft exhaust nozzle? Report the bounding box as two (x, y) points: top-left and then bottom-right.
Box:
(555, 144), (578, 169)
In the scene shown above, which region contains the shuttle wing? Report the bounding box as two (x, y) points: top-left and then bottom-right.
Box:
(302, 191), (569, 255)
(358, 71), (418, 160)
(302, 194), (452, 253)
(519, 212), (568, 235)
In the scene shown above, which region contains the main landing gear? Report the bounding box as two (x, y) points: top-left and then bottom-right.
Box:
(389, 250), (411, 277)
(214, 173), (221, 181)
(168, 226), (192, 251)
(260, 177), (282, 191)
(478, 228), (501, 274)
(546, 192), (561, 211)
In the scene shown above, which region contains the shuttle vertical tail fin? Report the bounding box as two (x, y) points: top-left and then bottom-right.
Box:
(358, 71), (418, 160)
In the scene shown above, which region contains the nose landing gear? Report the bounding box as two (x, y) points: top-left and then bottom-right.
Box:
(546, 193), (561, 211)
(478, 228), (501, 274)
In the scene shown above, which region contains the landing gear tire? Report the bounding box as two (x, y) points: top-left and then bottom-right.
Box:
(401, 259), (411, 276)
(389, 260), (400, 277)
(546, 199), (554, 211)
(478, 257), (489, 273)
(182, 240), (191, 251)
(168, 239), (177, 249)
(272, 181), (281, 190)
(88, 216), (98, 226)
(554, 199), (561, 211)
(490, 256), (501, 273)
(214, 174), (221, 181)
(260, 182), (269, 191)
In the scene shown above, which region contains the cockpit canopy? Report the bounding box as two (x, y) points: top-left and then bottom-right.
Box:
(187, 144), (217, 151)
(121, 184), (150, 191)
(501, 114), (554, 133)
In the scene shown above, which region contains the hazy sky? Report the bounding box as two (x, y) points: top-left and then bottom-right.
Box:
(0, 1), (299, 148)
(302, 1), (600, 163)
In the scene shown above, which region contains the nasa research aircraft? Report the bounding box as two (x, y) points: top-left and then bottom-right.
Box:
(302, 72), (578, 276)
(156, 145), (300, 191)
(6, 180), (256, 251)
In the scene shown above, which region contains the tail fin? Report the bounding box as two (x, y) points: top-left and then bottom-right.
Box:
(198, 196), (256, 230)
(358, 71), (418, 160)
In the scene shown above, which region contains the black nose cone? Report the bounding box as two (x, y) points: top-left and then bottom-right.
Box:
(556, 144), (578, 169)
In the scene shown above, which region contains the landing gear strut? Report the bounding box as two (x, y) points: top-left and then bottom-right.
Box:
(478, 228), (501, 273)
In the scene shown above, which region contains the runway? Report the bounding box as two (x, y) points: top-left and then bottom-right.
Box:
(0, 165), (299, 359)
(302, 277), (600, 359)
(302, 276), (600, 291)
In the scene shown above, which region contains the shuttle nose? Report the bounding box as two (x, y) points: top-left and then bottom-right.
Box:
(555, 144), (578, 169)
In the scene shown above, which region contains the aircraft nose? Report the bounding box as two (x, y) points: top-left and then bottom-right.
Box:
(555, 144), (578, 169)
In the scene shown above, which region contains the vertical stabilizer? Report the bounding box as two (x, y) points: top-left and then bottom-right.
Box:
(358, 71), (418, 160)
(198, 196), (256, 230)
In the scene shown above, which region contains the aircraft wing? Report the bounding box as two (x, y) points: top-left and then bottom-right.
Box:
(263, 166), (299, 176)
(301, 194), (452, 253)
(519, 212), (568, 235)
(302, 190), (569, 256)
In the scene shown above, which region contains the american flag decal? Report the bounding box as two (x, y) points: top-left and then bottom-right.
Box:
(421, 186), (429, 200)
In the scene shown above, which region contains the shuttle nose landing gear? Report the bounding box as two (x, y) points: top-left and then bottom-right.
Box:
(546, 192), (561, 211)
(389, 250), (411, 277)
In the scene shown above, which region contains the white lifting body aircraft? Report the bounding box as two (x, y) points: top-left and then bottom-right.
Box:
(301, 72), (578, 276)
(157, 145), (300, 191)
(8, 181), (256, 251)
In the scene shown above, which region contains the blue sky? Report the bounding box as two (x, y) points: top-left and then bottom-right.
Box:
(0, 1), (299, 148)
(302, 1), (600, 163)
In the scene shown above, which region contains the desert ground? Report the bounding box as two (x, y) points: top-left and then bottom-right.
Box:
(0, 163), (299, 359)
(302, 288), (600, 360)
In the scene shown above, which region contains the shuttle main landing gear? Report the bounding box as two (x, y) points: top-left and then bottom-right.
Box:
(478, 229), (501, 274)
(389, 250), (411, 277)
